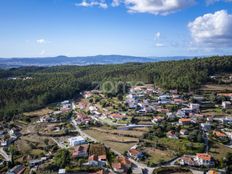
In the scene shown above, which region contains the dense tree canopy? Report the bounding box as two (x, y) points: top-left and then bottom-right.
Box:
(53, 149), (71, 168)
(0, 56), (231, 120)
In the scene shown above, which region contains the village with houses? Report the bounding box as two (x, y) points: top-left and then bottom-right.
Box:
(0, 83), (232, 174)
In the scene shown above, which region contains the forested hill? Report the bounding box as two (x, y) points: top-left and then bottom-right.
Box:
(0, 55), (172, 67)
(0, 55), (195, 68)
(0, 56), (232, 120)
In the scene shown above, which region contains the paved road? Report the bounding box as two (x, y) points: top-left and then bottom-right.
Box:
(203, 132), (209, 153)
(50, 137), (66, 149)
(191, 170), (204, 174)
(0, 148), (11, 161)
(71, 119), (98, 142)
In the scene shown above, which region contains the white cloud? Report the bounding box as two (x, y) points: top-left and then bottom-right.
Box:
(155, 43), (165, 47)
(75, 0), (108, 9)
(121, 0), (195, 15)
(188, 10), (232, 48)
(155, 32), (161, 40)
(77, 0), (195, 15)
(112, 0), (121, 6)
(36, 39), (46, 44)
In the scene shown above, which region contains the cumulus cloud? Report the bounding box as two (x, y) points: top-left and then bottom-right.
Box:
(188, 10), (232, 48)
(36, 39), (47, 44)
(112, 0), (121, 6)
(121, 0), (195, 15)
(77, 0), (195, 15)
(75, 0), (108, 9)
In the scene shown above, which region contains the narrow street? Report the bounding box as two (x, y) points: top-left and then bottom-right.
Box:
(50, 137), (66, 149)
(203, 132), (209, 153)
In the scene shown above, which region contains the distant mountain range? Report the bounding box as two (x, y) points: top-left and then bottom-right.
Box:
(0, 55), (195, 68)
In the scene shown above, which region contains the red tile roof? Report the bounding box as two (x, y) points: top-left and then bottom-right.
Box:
(117, 156), (131, 166)
(213, 131), (227, 137)
(218, 93), (232, 97)
(179, 118), (191, 122)
(196, 153), (212, 161)
(129, 149), (140, 156)
(111, 113), (125, 119)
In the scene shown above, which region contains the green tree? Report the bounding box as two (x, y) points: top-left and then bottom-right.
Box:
(53, 149), (71, 168)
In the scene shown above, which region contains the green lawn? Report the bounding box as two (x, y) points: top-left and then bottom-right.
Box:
(201, 108), (228, 116)
(151, 137), (205, 155)
(209, 142), (232, 163)
(144, 148), (176, 165)
(83, 129), (138, 153)
(30, 149), (46, 156)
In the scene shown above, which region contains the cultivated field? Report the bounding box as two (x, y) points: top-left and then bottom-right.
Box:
(90, 127), (145, 138)
(201, 84), (232, 91)
(144, 147), (175, 164)
(209, 142), (232, 162)
(15, 135), (56, 158)
(83, 128), (140, 153)
(201, 108), (231, 117)
(23, 107), (53, 117)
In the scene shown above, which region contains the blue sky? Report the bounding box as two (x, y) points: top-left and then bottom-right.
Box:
(0, 0), (232, 57)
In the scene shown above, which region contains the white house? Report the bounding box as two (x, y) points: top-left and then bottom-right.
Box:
(195, 153), (214, 166)
(152, 116), (164, 123)
(190, 103), (200, 111)
(166, 131), (178, 139)
(89, 106), (98, 113)
(222, 101), (232, 109)
(166, 112), (176, 119)
(68, 136), (86, 147)
(201, 123), (211, 132)
(61, 100), (69, 105)
(58, 169), (66, 174)
(224, 131), (232, 140)
(0, 130), (5, 137)
(159, 95), (171, 101)
(0, 140), (7, 147)
(180, 129), (189, 136)
(222, 117), (232, 124)
(158, 95), (171, 104)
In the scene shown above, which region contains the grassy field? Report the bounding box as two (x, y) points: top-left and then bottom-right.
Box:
(209, 142), (232, 162)
(23, 107), (53, 117)
(153, 167), (193, 174)
(144, 147), (175, 164)
(89, 144), (106, 156)
(146, 137), (205, 155)
(201, 84), (232, 91)
(90, 127), (145, 138)
(201, 108), (230, 116)
(132, 127), (149, 132)
(83, 129), (139, 153)
(15, 135), (55, 158)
